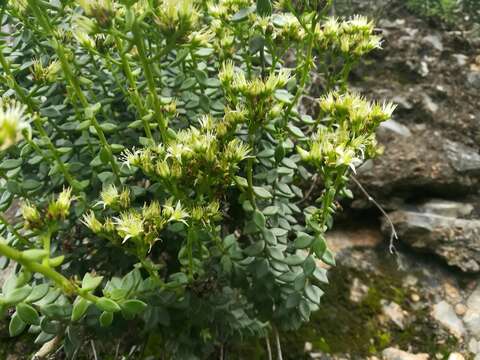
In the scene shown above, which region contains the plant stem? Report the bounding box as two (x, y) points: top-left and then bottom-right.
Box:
(26, 0), (121, 183)
(0, 239), (98, 303)
(111, 31), (153, 140)
(0, 51), (78, 189)
(131, 23), (167, 143)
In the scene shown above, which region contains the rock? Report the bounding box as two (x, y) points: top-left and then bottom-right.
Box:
(423, 35), (444, 52)
(431, 301), (466, 338)
(443, 140), (480, 173)
(325, 228), (383, 254)
(381, 301), (407, 329)
(411, 294), (420, 302)
(418, 199), (474, 218)
(443, 282), (462, 304)
(304, 341), (313, 352)
(464, 285), (480, 337)
(382, 211), (480, 272)
(468, 338), (478, 353)
(447, 353), (465, 360)
(378, 119), (412, 138)
(382, 347), (429, 360)
(356, 131), (480, 201)
(455, 303), (467, 317)
(466, 71), (480, 89)
(452, 54), (469, 67)
(421, 94), (439, 114)
(349, 277), (369, 303)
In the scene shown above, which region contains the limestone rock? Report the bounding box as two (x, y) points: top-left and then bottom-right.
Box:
(382, 211), (480, 272)
(382, 347), (429, 360)
(431, 301), (466, 338)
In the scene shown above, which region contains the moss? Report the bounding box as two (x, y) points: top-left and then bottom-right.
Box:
(281, 249), (461, 358)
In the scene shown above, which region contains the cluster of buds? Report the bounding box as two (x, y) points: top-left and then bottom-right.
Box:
(319, 91), (396, 134)
(314, 16), (382, 57)
(298, 126), (365, 170)
(221, 62), (290, 102)
(0, 99), (31, 151)
(47, 187), (75, 220)
(21, 188), (75, 229)
(154, 0), (199, 39)
(208, 0), (254, 19)
(31, 59), (62, 83)
(21, 201), (42, 229)
(271, 13), (305, 43)
(299, 91), (394, 171)
(97, 184), (130, 210)
(122, 119), (250, 195)
(77, 0), (115, 28)
(82, 199), (190, 248)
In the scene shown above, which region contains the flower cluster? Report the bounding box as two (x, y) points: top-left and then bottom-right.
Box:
(155, 0), (200, 39)
(314, 16), (382, 57)
(319, 91), (396, 134)
(298, 92), (394, 170)
(0, 99), (30, 151)
(123, 118), (251, 196)
(21, 188), (75, 229)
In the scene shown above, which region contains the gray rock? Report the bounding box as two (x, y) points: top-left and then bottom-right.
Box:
(382, 301), (407, 329)
(356, 131), (480, 201)
(349, 277), (369, 303)
(418, 199), (474, 218)
(382, 211), (480, 272)
(431, 301), (466, 338)
(421, 94), (439, 114)
(464, 285), (480, 337)
(468, 338), (478, 353)
(382, 347), (429, 360)
(452, 54), (469, 67)
(379, 119), (412, 138)
(448, 353), (465, 360)
(467, 72), (480, 89)
(443, 140), (480, 173)
(423, 35), (444, 52)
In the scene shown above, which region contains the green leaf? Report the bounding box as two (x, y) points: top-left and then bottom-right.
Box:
(81, 273), (103, 292)
(244, 240), (265, 256)
(285, 292), (301, 309)
(262, 229), (277, 245)
(282, 254), (305, 266)
(262, 206), (279, 216)
(294, 233), (314, 249)
(274, 89), (293, 103)
(9, 313), (26, 337)
(96, 297), (121, 313)
(121, 299), (147, 316)
(321, 248), (336, 266)
(253, 209), (266, 229)
(0, 159), (22, 170)
(4, 286), (31, 305)
(253, 186), (272, 199)
(100, 123), (118, 132)
(305, 284), (324, 304)
(16, 303), (40, 325)
(287, 123), (305, 138)
(99, 311), (113, 327)
(256, 0), (272, 16)
(71, 297), (91, 322)
(231, 6), (255, 21)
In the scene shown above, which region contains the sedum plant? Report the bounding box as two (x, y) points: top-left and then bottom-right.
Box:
(0, 0), (394, 357)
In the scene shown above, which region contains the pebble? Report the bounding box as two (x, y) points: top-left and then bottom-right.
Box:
(431, 301), (466, 339)
(411, 294), (420, 302)
(455, 303), (467, 317)
(448, 353), (465, 360)
(382, 347), (429, 360)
